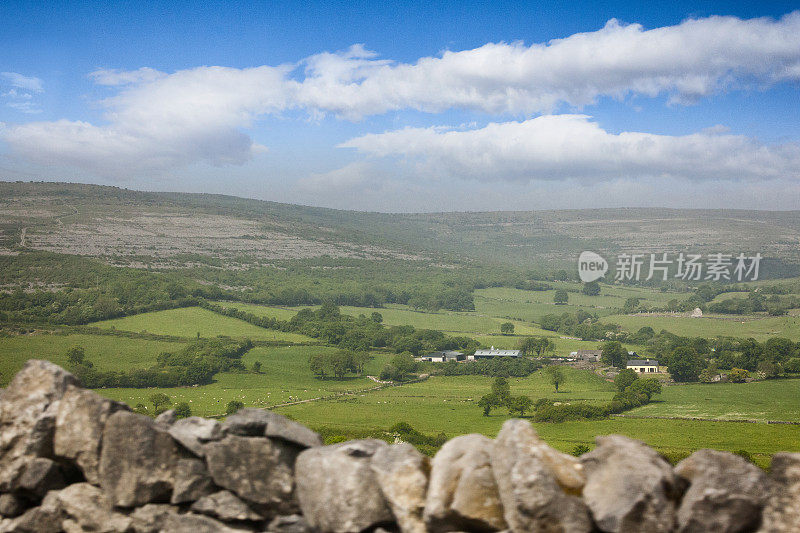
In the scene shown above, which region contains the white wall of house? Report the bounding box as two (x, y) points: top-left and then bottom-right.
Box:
(628, 365), (658, 373)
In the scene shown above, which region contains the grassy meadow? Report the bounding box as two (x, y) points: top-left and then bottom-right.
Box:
(0, 332), (182, 384)
(628, 379), (800, 422)
(473, 285), (681, 322)
(97, 345), (394, 415)
(604, 313), (800, 340)
(274, 370), (800, 467)
(93, 306), (315, 342)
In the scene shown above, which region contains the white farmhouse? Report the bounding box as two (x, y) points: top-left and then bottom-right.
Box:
(626, 359), (659, 373)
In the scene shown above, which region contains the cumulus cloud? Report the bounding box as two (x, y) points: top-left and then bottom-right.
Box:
(296, 12), (800, 117)
(3, 12), (800, 176)
(4, 66), (290, 176)
(340, 115), (800, 182)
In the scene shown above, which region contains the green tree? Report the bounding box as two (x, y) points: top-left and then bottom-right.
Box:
(668, 347), (703, 382)
(582, 281), (601, 296)
(506, 395), (533, 416)
(491, 376), (511, 403)
(764, 337), (794, 363)
(623, 297), (641, 313)
(66, 346), (88, 367)
(309, 352), (328, 378)
(628, 378), (662, 399)
(149, 393), (171, 414)
(518, 336), (554, 357)
(601, 341), (628, 369)
(478, 393), (500, 416)
(351, 351), (370, 375)
(329, 350), (354, 379)
(392, 352), (418, 376)
(174, 402), (191, 419)
(371, 311), (383, 323)
(545, 365), (566, 392)
(615, 368), (638, 391)
(252, 361), (262, 374)
(500, 322), (515, 335)
(226, 400), (244, 415)
(554, 289), (569, 305)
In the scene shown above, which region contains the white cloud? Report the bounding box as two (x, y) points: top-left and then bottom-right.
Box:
(1, 72), (44, 114)
(296, 12), (800, 118)
(340, 115), (800, 183)
(4, 66), (291, 176)
(89, 67), (166, 86)
(1, 72), (43, 92)
(3, 12), (800, 176)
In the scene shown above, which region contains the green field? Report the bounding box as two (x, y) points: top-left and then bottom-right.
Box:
(604, 313), (800, 340)
(710, 291), (751, 303)
(97, 345), (394, 415)
(473, 285), (684, 322)
(0, 333), (182, 385)
(629, 379), (800, 422)
(274, 371), (800, 466)
(93, 307), (315, 342)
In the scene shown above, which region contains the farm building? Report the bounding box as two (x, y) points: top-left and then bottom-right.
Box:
(627, 359), (659, 373)
(469, 347), (521, 360)
(419, 350), (464, 362)
(570, 349), (602, 362)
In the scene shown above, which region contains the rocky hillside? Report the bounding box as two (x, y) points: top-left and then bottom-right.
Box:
(0, 360), (798, 532)
(4, 182), (800, 272)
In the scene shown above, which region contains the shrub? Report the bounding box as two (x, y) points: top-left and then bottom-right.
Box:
(226, 400), (244, 415)
(571, 444), (591, 457)
(174, 402), (191, 419)
(728, 368), (749, 383)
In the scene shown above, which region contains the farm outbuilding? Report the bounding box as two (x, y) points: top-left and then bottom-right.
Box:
(469, 347), (521, 360)
(419, 350), (464, 362)
(570, 349), (602, 362)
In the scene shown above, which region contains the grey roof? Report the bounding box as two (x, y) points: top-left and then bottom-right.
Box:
(474, 349), (520, 356)
(627, 359), (659, 366)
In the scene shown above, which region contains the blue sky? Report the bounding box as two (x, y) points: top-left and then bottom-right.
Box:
(2, 0), (800, 211)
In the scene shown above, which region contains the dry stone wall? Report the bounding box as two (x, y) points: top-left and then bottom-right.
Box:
(0, 360), (798, 532)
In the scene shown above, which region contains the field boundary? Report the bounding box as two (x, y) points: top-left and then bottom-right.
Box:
(616, 414), (800, 425)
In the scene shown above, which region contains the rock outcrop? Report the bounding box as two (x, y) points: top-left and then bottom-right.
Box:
(0, 361), (795, 532)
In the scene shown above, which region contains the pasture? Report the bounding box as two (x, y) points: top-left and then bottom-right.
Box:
(0, 332), (182, 385)
(214, 301), (552, 336)
(93, 306), (315, 342)
(276, 370), (800, 466)
(473, 285), (683, 322)
(604, 313), (800, 340)
(97, 345), (395, 415)
(628, 379), (800, 422)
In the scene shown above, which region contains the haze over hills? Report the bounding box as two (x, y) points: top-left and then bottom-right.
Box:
(2, 181), (800, 275)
